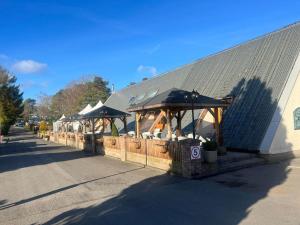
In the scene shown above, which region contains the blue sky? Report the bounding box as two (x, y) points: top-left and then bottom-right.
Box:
(0, 0), (300, 99)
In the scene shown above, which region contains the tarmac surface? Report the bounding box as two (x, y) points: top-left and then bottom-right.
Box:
(0, 127), (300, 225)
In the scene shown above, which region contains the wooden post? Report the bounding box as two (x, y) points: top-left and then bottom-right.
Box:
(122, 117), (128, 134)
(100, 119), (105, 134)
(176, 111), (182, 137)
(109, 118), (112, 131)
(109, 118), (116, 135)
(166, 109), (172, 140)
(213, 108), (221, 145)
(136, 112), (141, 138)
(218, 108), (224, 145)
(91, 118), (96, 154)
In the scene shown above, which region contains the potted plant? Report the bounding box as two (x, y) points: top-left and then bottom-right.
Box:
(203, 140), (218, 163)
(110, 138), (117, 146)
(155, 140), (169, 153)
(133, 139), (141, 149)
(44, 135), (50, 141)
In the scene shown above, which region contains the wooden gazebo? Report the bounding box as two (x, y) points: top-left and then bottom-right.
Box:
(81, 105), (130, 153)
(81, 105), (130, 134)
(128, 88), (230, 144)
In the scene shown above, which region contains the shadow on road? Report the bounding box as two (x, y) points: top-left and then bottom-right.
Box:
(0, 167), (146, 211)
(42, 161), (291, 225)
(0, 128), (92, 173)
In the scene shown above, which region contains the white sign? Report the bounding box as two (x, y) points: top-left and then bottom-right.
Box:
(191, 146), (201, 160)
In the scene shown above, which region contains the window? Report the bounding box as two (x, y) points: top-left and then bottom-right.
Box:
(294, 107), (300, 130)
(128, 96), (136, 105)
(147, 89), (159, 98)
(136, 93), (145, 101)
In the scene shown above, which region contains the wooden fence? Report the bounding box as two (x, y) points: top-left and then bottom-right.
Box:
(45, 132), (196, 175)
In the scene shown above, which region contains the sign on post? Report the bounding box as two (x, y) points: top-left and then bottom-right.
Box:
(191, 145), (201, 160)
(294, 107), (300, 130)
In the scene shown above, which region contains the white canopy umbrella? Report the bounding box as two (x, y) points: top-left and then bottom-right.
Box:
(78, 104), (93, 115)
(90, 100), (103, 112)
(58, 114), (66, 121)
(53, 114), (66, 132)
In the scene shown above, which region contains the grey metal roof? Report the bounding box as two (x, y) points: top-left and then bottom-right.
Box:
(105, 22), (300, 150)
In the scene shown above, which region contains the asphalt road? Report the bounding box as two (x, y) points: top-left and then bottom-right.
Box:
(0, 128), (300, 225)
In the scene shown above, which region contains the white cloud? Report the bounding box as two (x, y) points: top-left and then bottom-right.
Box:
(145, 44), (161, 54)
(0, 54), (9, 60)
(137, 65), (157, 76)
(12, 60), (47, 74)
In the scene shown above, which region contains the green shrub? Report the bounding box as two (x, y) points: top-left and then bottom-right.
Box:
(0, 122), (10, 135)
(39, 121), (48, 136)
(202, 140), (217, 151)
(39, 121), (48, 131)
(111, 122), (119, 137)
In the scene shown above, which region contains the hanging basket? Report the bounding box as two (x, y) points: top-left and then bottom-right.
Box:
(155, 141), (170, 153)
(97, 138), (104, 144)
(132, 139), (141, 149)
(110, 138), (117, 146)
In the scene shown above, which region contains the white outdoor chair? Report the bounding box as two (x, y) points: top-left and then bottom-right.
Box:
(127, 131), (135, 137)
(178, 136), (188, 141)
(187, 133), (193, 139)
(142, 132), (152, 139)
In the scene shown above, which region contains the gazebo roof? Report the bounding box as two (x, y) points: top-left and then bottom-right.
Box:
(92, 100), (103, 111)
(81, 105), (130, 119)
(78, 104), (93, 115)
(58, 114), (66, 121)
(61, 113), (81, 122)
(128, 88), (228, 112)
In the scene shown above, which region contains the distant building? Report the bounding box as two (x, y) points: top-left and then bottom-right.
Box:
(105, 22), (300, 156)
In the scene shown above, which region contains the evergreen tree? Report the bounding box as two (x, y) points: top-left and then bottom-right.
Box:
(80, 76), (111, 107)
(111, 121), (119, 137)
(0, 66), (23, 135)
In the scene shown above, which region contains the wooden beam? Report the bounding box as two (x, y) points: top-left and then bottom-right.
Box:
(195, 109), (208, 131)
(207, 108), (215, 118)
(148, 110), (166, 133)
(181, 110), (187, 119)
